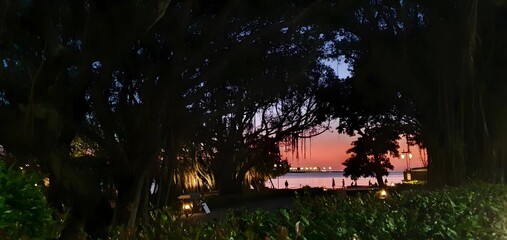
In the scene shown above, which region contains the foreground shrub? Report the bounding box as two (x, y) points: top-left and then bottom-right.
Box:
(294, 184), (507, 239)
(111, 184), (507, 239)
(0, 160), (53, 239)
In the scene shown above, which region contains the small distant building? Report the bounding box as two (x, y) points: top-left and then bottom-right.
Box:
(403, 167), (427, 183)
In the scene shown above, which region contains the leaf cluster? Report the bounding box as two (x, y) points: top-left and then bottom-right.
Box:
(108, 184), (507, 239)
(294, 184), (507, 239)
(0, 160), (54, 239)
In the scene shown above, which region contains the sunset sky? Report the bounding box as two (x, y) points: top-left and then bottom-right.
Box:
(286, 60), (425, 172)
(281, 127), (425, 172)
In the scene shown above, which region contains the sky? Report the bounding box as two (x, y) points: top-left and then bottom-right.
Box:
(281, 129), (425, 172)
(280, 59), (425, 172)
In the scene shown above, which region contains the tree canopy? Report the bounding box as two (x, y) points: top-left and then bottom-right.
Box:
(2, 0), (507, 237)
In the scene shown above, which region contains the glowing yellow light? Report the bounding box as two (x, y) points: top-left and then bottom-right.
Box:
(183, 203), (192, 210)
(408, 153), (413, 159)
(401, 155), (405, 159)
(43, 177), (50, 187)
(379, 189), (387, 200)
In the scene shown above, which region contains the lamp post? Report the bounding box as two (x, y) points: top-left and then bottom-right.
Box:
(274, 164), (279, 189)
(400, 150), (413, 182)
(400, 151), (413, 170)
(400, 136), (413, 182)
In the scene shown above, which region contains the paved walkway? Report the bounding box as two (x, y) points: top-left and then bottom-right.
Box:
(180, 188), (361, 222)
(183, 195), (295, 222)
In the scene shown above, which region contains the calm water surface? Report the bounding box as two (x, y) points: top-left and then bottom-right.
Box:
(265, 172), (404, 189)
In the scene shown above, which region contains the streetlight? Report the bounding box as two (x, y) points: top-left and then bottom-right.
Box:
(400, 136), (413, 182)
(400, 151), (413, 182)
(274, 164), (279, 189)
(400, 151), (413, 170)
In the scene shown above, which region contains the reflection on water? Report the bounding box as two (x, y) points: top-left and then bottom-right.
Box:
(265, 172), (404, 189)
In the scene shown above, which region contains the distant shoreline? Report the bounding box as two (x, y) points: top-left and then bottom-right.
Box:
(269, 172), (405, 189)
(286, 170), (405, 174)
(289, 170), (343, 173)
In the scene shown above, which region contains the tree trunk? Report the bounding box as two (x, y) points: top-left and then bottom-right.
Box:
(425, 0), (479, 186)
(375, 174), (384, 187)
(127, 169), (148, 227)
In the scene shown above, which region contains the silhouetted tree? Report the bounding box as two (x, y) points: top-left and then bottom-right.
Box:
(343, 117), (399, 186)
(0, 0), (172, 237)
(320, 0), (507, 186)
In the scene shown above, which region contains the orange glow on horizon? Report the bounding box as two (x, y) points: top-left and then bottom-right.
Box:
(281, 131), (425, 172)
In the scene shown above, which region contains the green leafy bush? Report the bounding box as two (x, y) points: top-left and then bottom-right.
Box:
(111, 184), (507, 239)
(292, 185), (507, 239)
(0, 160), (54, 239)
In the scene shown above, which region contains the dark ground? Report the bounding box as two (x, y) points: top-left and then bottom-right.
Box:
(182, 188), (352, 222)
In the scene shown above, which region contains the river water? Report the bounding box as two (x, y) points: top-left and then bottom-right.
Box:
(265, 172), (404, 189)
